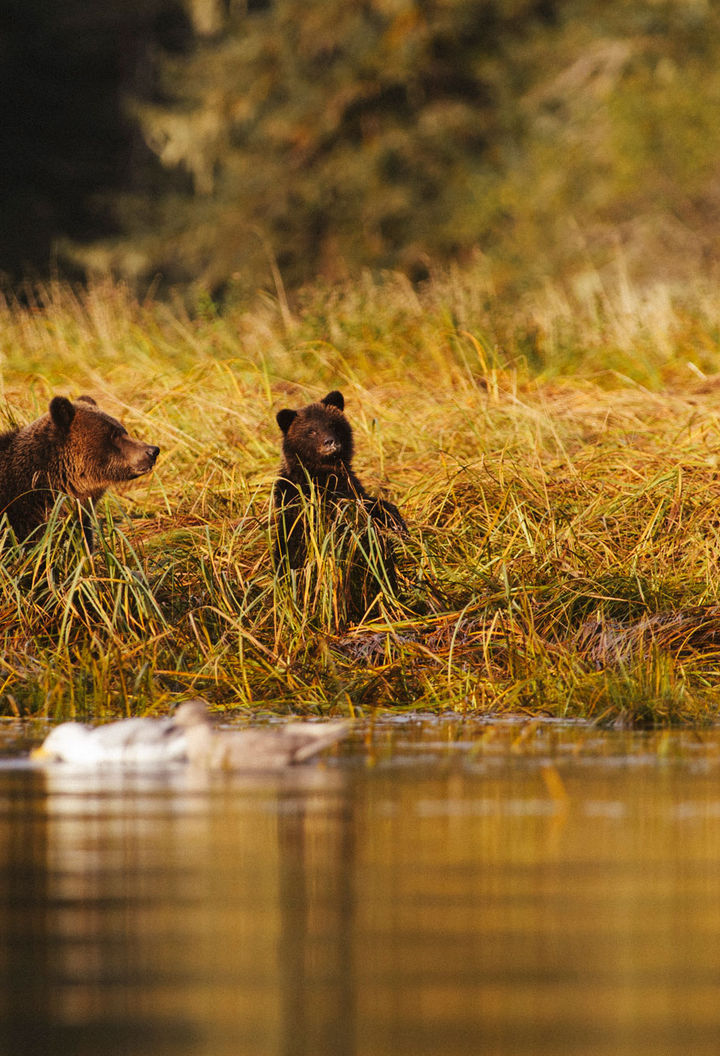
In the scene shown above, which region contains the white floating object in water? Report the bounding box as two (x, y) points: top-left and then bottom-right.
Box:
(30, 714), (189, 766)
(31, 699), (350, 770)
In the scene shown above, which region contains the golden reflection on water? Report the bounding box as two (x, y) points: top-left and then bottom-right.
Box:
(0, 717), (720, 1055)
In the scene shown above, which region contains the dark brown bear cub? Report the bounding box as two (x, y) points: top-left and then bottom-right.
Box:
(273, 390), (405, 604)
(0, 395), (160, 544)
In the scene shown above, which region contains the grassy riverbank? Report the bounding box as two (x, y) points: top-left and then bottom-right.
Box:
(3, 262), (720, 724)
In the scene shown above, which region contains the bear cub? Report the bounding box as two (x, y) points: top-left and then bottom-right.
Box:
(273, 390), (406, 593)
(0, 395), (160, 544)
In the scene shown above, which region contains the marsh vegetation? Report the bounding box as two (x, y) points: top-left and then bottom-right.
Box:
(3, 262), (720, 724)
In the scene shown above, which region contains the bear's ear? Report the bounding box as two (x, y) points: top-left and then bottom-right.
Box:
(276, 409), (297, 434)
(321, 390), (344, 411)
(76, 395), (97, 406)
(49, 396), (75, 432)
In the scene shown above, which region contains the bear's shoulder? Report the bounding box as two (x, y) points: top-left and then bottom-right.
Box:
(0, 426), (19, 453)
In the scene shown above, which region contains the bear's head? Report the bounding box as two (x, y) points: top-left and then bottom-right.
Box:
(276, 390), (354, 474)
(49, 396), (160, 500)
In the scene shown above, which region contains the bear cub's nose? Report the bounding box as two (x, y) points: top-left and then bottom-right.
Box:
(146, 445), (160, 463)
(322, 436), (340, 452)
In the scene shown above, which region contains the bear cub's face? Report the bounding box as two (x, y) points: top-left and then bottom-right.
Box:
(50, 396), (160, 497)
(276, 390), (353, 474)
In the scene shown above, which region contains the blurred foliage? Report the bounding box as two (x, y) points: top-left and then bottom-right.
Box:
(92, 0), (560, 296)
(5, 0), (720, 299)
(0, 0), (192, 278)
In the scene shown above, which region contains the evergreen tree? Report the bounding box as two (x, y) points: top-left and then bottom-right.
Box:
(104, 0), (559, 295)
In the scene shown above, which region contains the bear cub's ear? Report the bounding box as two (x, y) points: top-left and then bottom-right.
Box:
(321, 391), (344, 411)
(276, 409), (298, 434)
(49, 396), (76, 432)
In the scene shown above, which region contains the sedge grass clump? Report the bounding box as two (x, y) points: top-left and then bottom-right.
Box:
(0, 500), (164, 641)
(0, 501), (172, 717)
(271, 494), (408, 639)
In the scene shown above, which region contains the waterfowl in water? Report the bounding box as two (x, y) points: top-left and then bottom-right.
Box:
(30, 699), (350, 770)
(30, 713), (189, 766)
(174, 699), (350, 771)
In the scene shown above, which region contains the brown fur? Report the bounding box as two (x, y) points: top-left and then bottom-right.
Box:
(0, 395), (160, 543)
(273, 390), (406, 596)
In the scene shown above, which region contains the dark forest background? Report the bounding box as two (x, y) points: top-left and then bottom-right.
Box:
(3, 0), (720, 301)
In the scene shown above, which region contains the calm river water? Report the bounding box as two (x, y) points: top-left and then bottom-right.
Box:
(1, 714), (720, 1056)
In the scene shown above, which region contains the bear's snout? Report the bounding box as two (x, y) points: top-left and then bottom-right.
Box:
(135, 444), (160, 473)
(123, 441), (160, 478)
(322, 436), (340, 454)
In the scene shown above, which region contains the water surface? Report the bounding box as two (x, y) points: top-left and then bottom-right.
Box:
(1, 715), (720, 1056)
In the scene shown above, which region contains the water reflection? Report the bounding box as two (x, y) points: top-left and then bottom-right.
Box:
(0, 717), (719, 1056)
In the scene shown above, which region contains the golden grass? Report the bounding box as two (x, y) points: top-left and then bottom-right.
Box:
(3, 261), (720, 724)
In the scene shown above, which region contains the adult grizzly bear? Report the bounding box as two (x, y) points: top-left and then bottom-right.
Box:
(273, 390), (406, 605)
(0, 395), (160, 544)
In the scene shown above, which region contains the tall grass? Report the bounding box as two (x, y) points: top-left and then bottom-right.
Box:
(3, 262), (720, 723)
